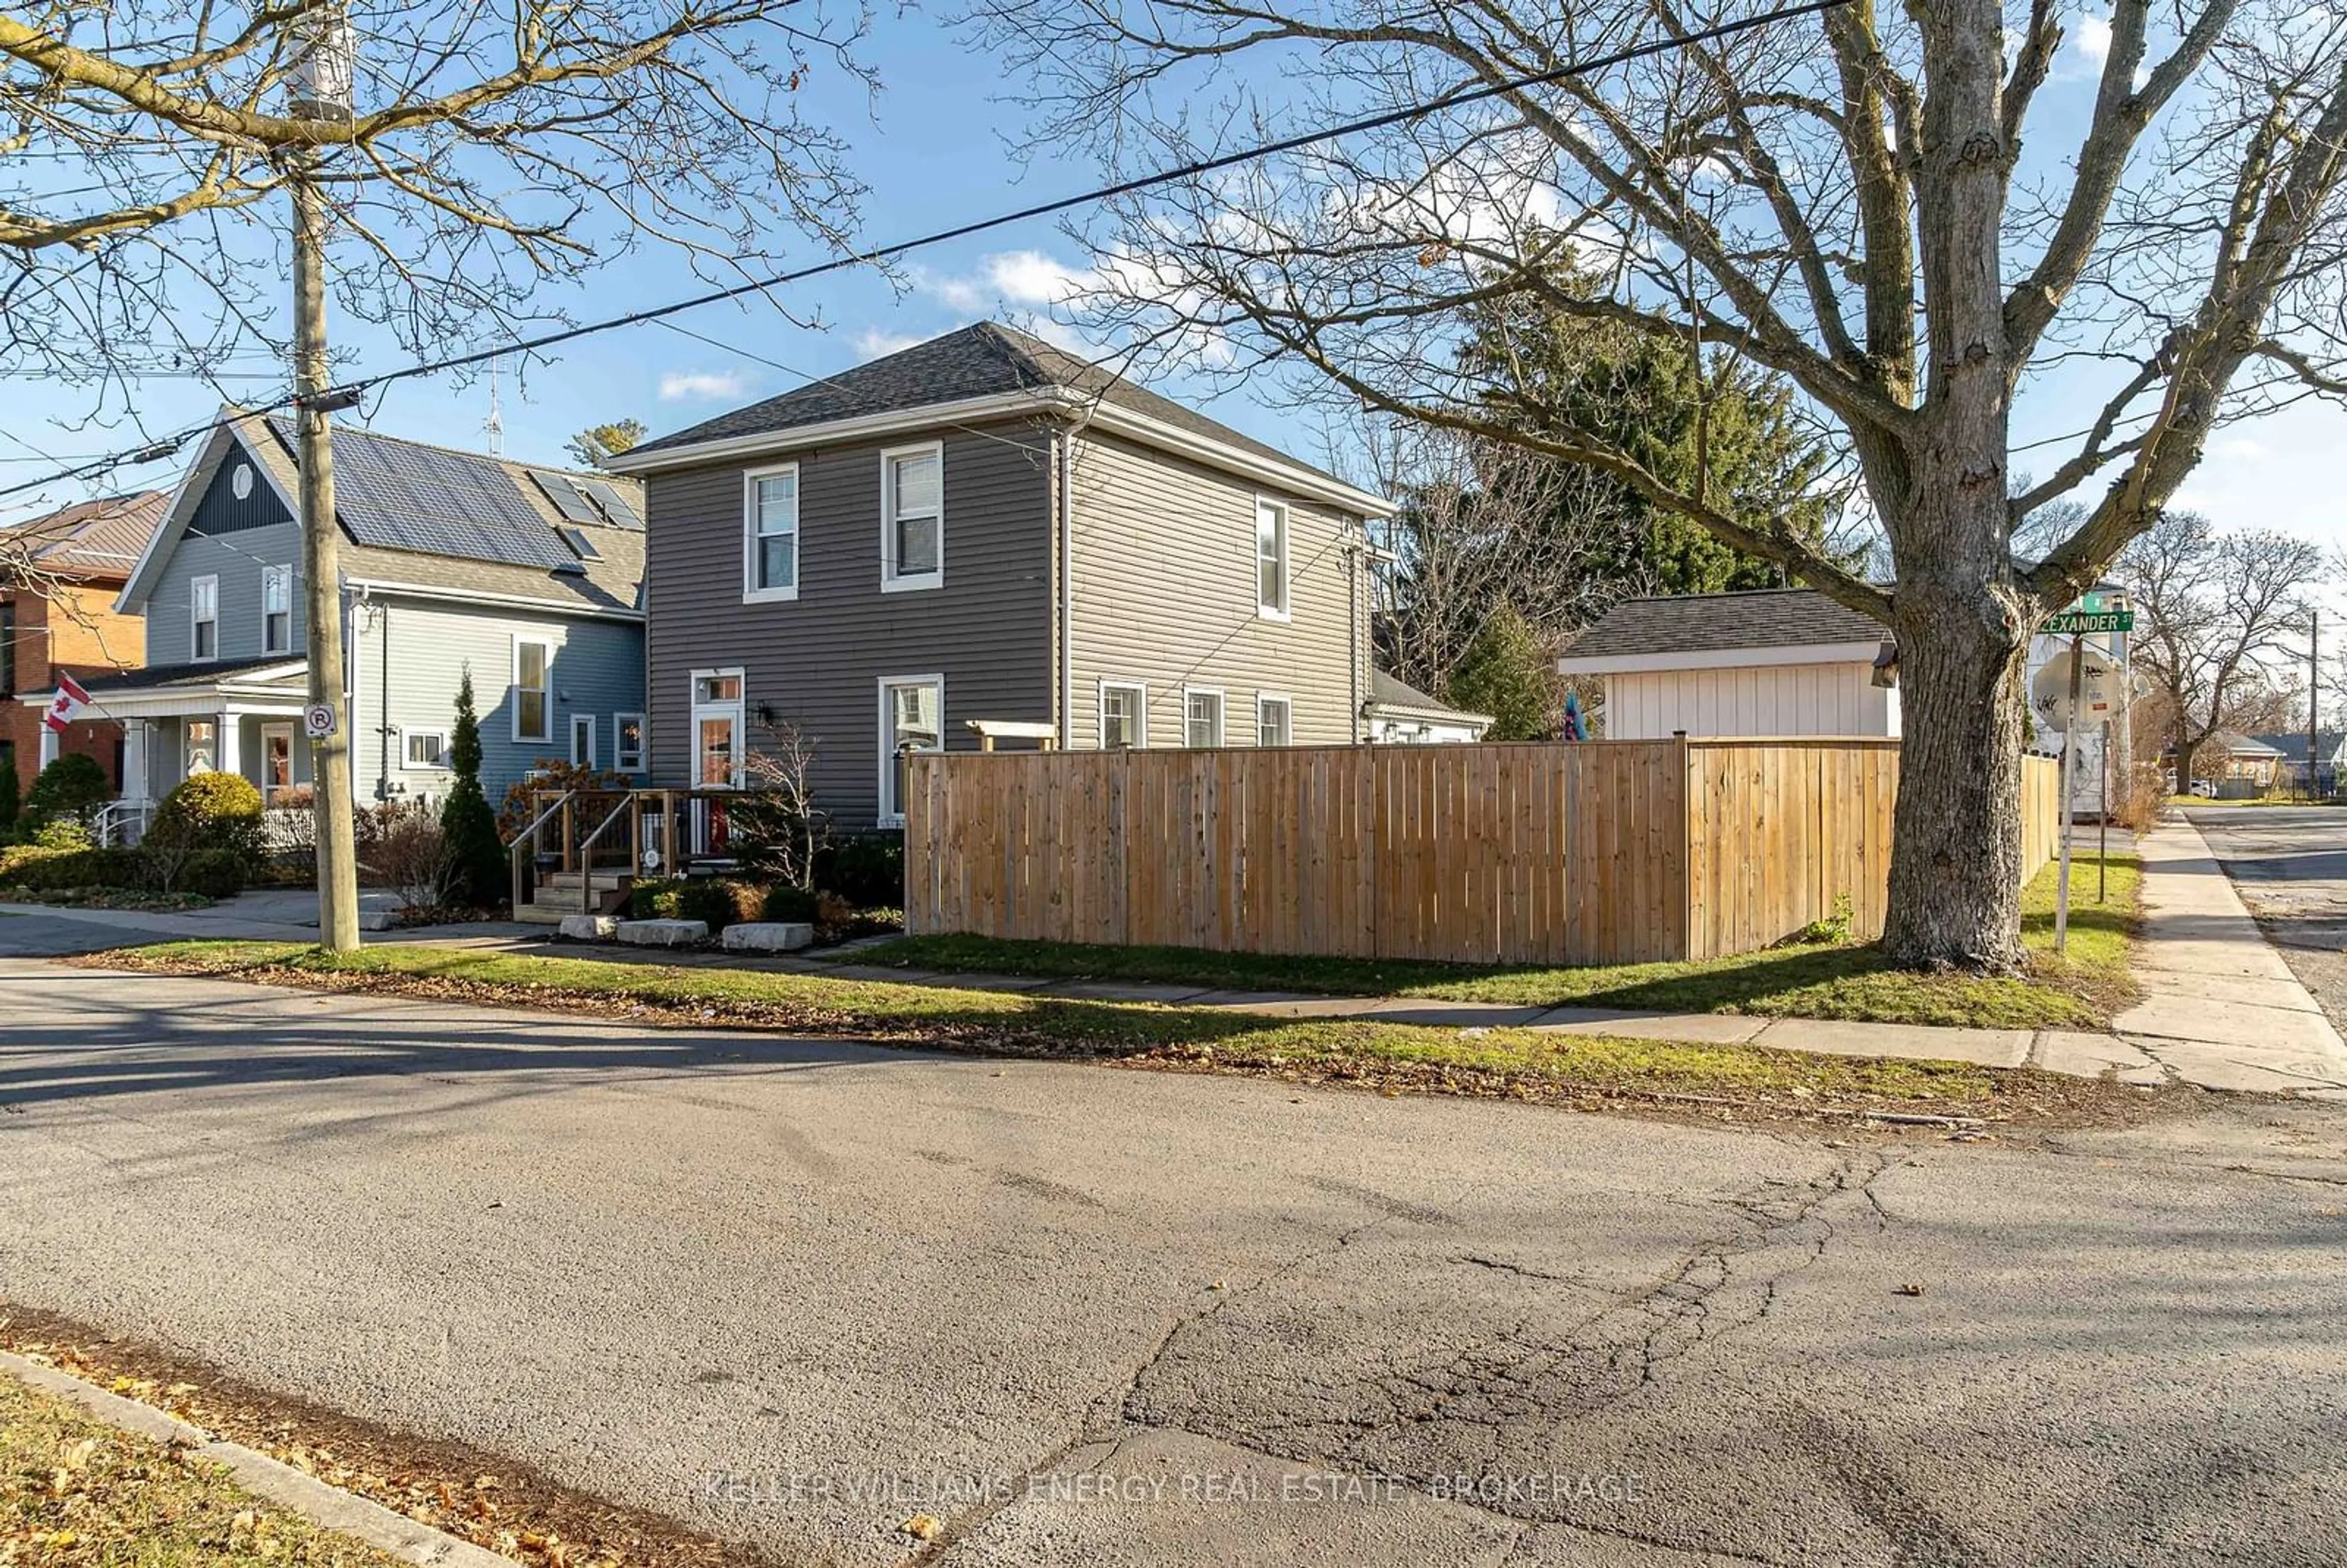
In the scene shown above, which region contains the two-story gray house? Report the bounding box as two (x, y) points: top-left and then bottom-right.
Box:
(606, 322), (1401, 830)
(92, 411), (645, 816)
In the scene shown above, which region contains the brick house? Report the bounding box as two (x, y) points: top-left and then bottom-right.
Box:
(1, 492), (167, 793)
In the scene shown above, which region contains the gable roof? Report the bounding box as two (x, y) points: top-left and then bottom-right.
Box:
(611, 322), (1389, 515)
(4, 491), (169, 584)
(119, 412), (644, 620)
(1560, 588), (1889, 665)
(2242, 731), (2336, 760)
(1366, 668), (1493, 727)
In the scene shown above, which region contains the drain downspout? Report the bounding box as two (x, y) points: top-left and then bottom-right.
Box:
(1058, 427), (1074, 749)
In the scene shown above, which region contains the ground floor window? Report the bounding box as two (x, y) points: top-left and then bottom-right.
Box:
(570, 713), (597, 769)
(878, 674), (943, 826)
(403, 728), (449, 769)
(691, 669), (744, 788)
(260, 722), (293, 799)
(186, 720), (216, 775)
(614, 713), (645, 772)
(1183, 688), (1224, 749)
(1099, 680), (1145, 750)
(1256, 694), (1291, 748)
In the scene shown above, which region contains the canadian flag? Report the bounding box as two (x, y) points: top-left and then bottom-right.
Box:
(41, 673), (92, 735)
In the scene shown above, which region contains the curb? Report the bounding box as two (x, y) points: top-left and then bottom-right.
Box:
(1, 1349), (512, 1568)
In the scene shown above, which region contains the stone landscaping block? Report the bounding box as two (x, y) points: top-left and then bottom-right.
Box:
(558, 914), (619, 942)
(615, 918), (708, 948)
(356, 910), (395, 932)
(721, 921), (815, 953)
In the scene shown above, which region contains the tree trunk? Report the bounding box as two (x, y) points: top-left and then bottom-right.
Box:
(2173, 731), (2202, 794)
(1879, 498), (2033, 970)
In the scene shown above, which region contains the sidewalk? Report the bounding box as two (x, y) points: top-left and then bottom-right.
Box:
(12, 815), (2346, 1096)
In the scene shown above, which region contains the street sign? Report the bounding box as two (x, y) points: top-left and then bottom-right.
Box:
(2043, 609), (2134, 634)
(303, 702), (338, 739)
(2031, 645), (2119, 732)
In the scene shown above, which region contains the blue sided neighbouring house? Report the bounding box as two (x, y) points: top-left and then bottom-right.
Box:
(90, 409), (646, 828)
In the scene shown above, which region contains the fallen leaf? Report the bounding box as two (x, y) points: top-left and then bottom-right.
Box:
(901, 1513), (943, 1541)
(1893, 1283), (1926, 1297)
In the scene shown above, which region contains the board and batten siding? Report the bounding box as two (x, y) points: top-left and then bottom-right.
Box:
(1601, 661), (1899, 740)
(349, 594), (644, 804)
(644, 419), (1057, 828)
(1065, 430), (1367, 750)
(142, 518), (310, 667)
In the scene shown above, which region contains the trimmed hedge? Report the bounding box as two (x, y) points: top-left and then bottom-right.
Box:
(150, 772), (264, 859)
(1, 846), (145, 892)
(762, 884), (821, 924)
(180, 849), (248, 899)
(817, 833), (905, 908)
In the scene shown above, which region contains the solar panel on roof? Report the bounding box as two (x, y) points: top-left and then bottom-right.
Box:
(267, 419), (573, 571)
(577, 478), (641, 529)
(530, 471), (602, 524)
(559, 526), (601, 561)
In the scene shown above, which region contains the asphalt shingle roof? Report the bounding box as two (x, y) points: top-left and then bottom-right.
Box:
(78, 654), (304, 694)
(630, 321), (1334, 480)
(1562, 588), (1890, 661)
(4, 491), (168, 582)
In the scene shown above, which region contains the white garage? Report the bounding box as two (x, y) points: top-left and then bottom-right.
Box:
(1558, 588), (1900, 739)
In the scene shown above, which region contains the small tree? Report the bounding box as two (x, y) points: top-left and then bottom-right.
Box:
(1446, 602), (1557, 742)
(566, 420), (649, 468)
(441, 669), (506, 907)
(734, 717), (828, 891)
(22, 753), (110, 829)
(142, 771), (263, 892)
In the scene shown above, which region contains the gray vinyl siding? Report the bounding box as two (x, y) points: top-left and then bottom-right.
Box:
(349, 595), (645, 804)
(1065, 431), (1367, 749)
(142, 519), (309, 664)
(644, 420), (1056, 829)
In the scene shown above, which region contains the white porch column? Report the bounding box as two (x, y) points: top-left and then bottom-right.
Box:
(121, 720), (152, 804)
(217, 708), (243, 778)
(37, 721), (58, 771)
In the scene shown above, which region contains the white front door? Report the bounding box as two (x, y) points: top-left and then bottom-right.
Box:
(690, 669), (744, 789)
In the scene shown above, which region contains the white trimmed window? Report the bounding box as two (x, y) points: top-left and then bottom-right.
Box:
(881, 442), (943, 590)
(878, 674), (944, 826)
(1256, 694), (1292, 748)
(1255, 499), (1290, 620)
(1184, 688), (1224, 749)
(614, 713), (646, 772)
(261, 565), (293, 654)
(1100, 680), (1146, 750)
(743, 463), (800, 603)
(569, 713), (597, 768)
(191, 574), (219, 661)
(512, 635), (552, 744)
(402, 729), (449, 769)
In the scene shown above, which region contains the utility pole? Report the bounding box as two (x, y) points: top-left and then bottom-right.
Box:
(288, 9), (361, 951)
(2310, 609), (2322, 802)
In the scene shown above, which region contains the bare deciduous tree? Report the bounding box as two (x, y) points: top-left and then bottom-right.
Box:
(1, 0), (870, 446)
(974, 0), (2347, 967)
(2118, 510), (2322, 790)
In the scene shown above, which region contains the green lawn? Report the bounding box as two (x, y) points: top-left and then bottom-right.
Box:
(95, 937), (2081, 1117)
(855, 852), (2142, 1030)
(1, 1372), (405, 1566)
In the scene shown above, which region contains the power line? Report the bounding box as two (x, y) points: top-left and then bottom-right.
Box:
(0, 0), (1849, 501)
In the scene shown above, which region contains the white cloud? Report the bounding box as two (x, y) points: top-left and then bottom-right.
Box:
(2074, 13), (2112, 65)
(853, 328), (925, 359)
(658, 369), (748, 402)
(986, 249), (1090, 307)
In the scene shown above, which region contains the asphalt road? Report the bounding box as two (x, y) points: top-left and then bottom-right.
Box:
(3, 923), (2346, 1567)
(2184, 805), (2347, 1032)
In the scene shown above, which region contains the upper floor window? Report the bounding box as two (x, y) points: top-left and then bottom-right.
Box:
(512, 635), (552, 744)
(1256, 500), (1290, 620)
(743, 464), (799, 603)
(881, 443), (943, 591)
(1100, 681), (1146, 750)
(261, 565), (293, 654)
(191, 574), (219, 661)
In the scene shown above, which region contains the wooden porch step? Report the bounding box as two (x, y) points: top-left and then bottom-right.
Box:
(539, 871), (630, 891)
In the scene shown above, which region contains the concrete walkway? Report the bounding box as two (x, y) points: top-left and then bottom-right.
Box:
(12, 815), (2346, 1096)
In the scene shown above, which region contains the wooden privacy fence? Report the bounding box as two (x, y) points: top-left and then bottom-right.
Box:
(905, 740), (2063, 966)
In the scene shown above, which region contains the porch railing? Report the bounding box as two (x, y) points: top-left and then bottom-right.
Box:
(95, 800), (155, 848)
(515, 788), (780, 903)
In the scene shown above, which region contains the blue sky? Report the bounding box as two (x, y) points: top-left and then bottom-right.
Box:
(0, 11), (2338, 552)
